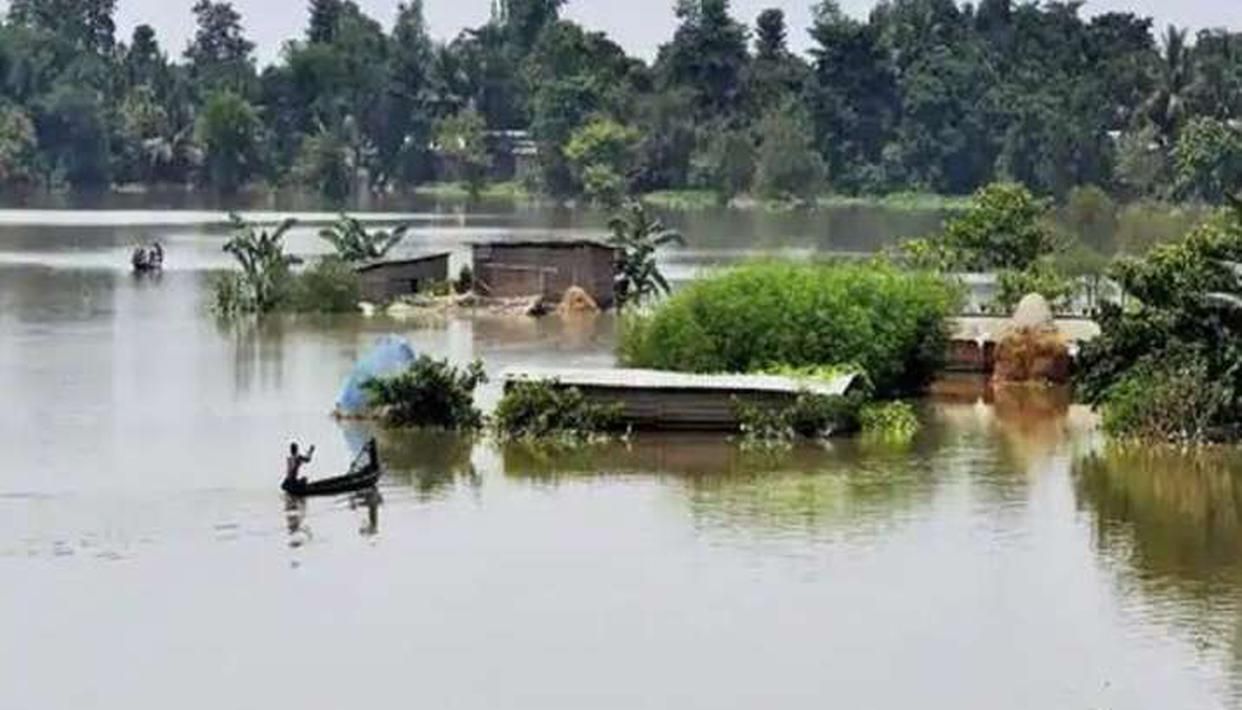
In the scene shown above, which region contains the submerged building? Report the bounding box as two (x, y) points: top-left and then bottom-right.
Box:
(471, 240), (619, 309)
(354, 253), (450, 302)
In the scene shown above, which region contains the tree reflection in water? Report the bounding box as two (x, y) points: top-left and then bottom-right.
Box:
(1076, 446), (1242, 682)
(377, 430), (479, 501)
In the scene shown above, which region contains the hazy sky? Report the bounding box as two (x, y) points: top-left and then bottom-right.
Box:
(9, 1), (1242, 64)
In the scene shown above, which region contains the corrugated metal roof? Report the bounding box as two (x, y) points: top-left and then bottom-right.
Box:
(473, 239), (616, 251)
(502, 367), (860, 397)
(354, 252), (451, 273)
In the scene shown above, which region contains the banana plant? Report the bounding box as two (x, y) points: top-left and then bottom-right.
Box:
(1204, 194), (1242, 310)
(607, 200), (685, 308)
(222, 213), (300, 313)
(319, 214), (409, 263)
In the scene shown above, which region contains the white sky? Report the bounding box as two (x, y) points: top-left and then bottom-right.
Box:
(5, 1), (1242, 64)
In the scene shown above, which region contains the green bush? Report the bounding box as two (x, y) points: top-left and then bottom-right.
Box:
(1100, 352), (1227, 444)
(859, 401), (921, 441)
(493, 380), (624, 441)
(900, 182), (1060, 272)
(286, 257), (362, 313)
(734, 392), (862, 444)
(619, 261), (959, 395)
(995, 261), (1075, 313)
(1077, 201), (1242, 443)
(362, 356), (487, 430)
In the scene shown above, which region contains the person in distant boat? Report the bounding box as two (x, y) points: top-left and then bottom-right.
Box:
(284, 442), (316, 491)
(150, 241), (164, 267)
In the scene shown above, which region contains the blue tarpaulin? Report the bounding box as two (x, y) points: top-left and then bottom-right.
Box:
(335, 335), (417, 416)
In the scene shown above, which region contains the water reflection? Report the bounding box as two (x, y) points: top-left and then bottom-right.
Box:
(283, 488), (383, 547)
(1076, 446), (1242, 702)
(353, 488), (383, 538)
(500, 433), (936, 539)
(379, 429), (479, 500)
(284, 495), (310, 548)
(1077, 447), (1242, 592)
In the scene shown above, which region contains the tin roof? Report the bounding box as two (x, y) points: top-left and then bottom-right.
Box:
(472, 239), (616, 251)
(502, 367), (860, 397)
(354, 252), (451, 273)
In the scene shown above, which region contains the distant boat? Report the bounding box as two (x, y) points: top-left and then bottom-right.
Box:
(283, 440), (382, 498)
(131, 245), (164, 274)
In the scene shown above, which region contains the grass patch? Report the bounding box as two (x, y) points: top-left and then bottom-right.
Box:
(413, 181), (531, 202)
(817, 192), (973, 211)
(640, 189), (721, 210)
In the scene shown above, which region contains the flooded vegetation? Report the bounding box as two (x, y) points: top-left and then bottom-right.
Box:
(3, 204), (1242, 708)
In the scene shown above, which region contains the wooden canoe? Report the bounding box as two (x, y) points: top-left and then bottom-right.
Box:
(283, 442), (382, 498)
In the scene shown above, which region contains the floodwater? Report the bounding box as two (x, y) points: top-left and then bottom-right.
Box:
(3, 201), (1242, 709)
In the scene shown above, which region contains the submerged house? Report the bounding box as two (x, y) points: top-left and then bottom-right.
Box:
(471, 240), (619, 309)
(355, 253), (450, 302)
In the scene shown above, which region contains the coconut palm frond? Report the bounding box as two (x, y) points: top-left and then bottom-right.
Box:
(1206, 292), (1242, 310)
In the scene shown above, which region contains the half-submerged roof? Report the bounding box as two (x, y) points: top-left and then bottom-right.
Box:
(354, 252), (451, 272)
(502, 367), (860, 398)
(473, 239), (615, 251)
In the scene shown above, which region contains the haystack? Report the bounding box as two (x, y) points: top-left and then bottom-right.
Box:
(992, 293), (1072, 385)
(557, 285), (601, 315)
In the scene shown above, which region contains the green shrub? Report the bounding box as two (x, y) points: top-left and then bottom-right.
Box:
(735, 392), (862, 444)
(362, 356), (487, 430)
(859, 401), (921, 441)
(995, 261), (1075, 313)
(900, 182), (1060, 272)
(286, 257), (361, 313)
(1077, 201), (1242, 444)
(620, 261), (959, 395)
(493, 380), (625, 441)
(1100, 352), (1228, 444)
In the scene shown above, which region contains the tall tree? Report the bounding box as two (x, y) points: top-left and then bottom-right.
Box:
(8, 0), (116, 55)
(807, 1), (897, 192)
(185, 0), (256, 96)
(124, 25), (167, 90)
(381, 1), (438, 185)
(527, 20), (638, 195)
(754, 8), (786, 61)
(749, 8), (808, 122)
(307, 0), (345, 44)
(500, 0), (566, 53)
(657, 0), (750, 119)
(195, 89), (261, 193)
(1145, 26), (1194, 146)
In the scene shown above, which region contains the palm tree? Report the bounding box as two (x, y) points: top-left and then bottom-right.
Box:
(319, 215), (409, 263)
(1202, 195), (1242, 311)
(607, 200), (685, 308)
(1144, 26), (1194, 146)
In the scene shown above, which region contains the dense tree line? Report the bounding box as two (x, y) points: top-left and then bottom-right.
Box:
(1, 0), (1241, 204)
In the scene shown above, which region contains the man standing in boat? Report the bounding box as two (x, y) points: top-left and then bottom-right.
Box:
(284, 442), (315, 492)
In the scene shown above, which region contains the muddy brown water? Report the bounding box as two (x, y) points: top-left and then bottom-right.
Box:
(2, 202), (1241, 709)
